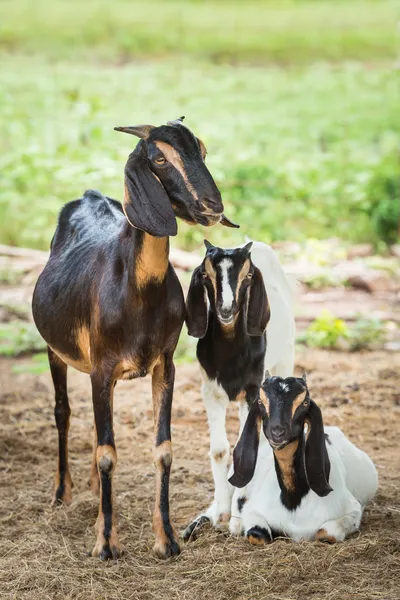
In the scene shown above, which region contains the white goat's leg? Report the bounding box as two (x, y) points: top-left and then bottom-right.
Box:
(242, 505), (273, 546)
(315, 497), (362, 543)
(182, 381), (232, 540)
(203, 383), (232, 525)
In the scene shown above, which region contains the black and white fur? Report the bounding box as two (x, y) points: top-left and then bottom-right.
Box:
(229, 375), (378, 544)
(182, 241), (296, 539)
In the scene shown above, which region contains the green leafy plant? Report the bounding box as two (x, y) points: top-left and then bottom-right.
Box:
(12, 352), (49, 374)
(299, 310), (349, 349)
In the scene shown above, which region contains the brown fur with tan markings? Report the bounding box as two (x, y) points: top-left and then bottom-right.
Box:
(291, 390), (307, 418)
(155, 141), (199, 201)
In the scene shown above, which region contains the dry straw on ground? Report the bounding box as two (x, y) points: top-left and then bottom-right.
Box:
(1, 349), (399, 600)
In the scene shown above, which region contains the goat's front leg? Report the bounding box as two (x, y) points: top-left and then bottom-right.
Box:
(182, 383), (232, 541)
(90, 370), (120, 560)
(151, 354), (180, 558)
(48, 347), (73, 505)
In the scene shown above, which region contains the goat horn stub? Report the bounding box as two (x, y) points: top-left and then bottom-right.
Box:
(113, 124), (155, 139)
(167, 116), (185, 126)
(220, 214), (240, 229)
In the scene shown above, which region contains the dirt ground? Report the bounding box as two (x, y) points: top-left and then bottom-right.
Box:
(1, 346), (400, 600)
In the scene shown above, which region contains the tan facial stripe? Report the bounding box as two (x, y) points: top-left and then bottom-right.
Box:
(205, 256), (217, 296)
(154, 141), (198, 201)
(236, 259), (251, 302)
(291, 390), (307, 418)
(260, 388), (270, 416)
(273, 439), (299, 492)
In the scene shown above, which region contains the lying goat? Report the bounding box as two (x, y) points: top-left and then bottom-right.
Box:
(229, 374), (378, 544)
(183, 241), (295, 540)
(32, 117), (237, 560)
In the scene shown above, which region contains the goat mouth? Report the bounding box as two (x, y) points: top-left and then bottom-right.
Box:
(218, 315), (235, 325)
(269, 440), (289, 450)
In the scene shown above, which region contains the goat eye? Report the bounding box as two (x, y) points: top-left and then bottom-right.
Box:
(246, 272), (253, 279)
(202, 271), (208, 278)
(154, 156), (166, 165)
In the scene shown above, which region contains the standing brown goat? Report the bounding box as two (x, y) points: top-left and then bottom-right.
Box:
(32, 117), (237, 560)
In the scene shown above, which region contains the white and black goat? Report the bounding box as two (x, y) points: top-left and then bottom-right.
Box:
(32, 117), (238, 560)
(229, 375), (378, 544)
(183, 241), (296, 539)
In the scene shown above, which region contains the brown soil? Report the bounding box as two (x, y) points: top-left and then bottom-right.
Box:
(1, 349), (400, 600)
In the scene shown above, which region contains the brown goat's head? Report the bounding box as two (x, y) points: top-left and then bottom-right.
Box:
(114, 117), (239, 237)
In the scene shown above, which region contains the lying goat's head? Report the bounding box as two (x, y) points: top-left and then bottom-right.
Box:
(114, 117), (238, 237)
(229, 374), (332, 497)
(185, 241), (270, 338)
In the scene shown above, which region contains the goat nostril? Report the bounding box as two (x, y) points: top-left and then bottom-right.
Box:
(271, 426), (286, 441)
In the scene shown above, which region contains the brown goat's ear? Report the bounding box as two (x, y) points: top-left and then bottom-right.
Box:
(220, 215), (240, 229)
(305, 400), (333, 497)
(123, 141), (177, 237)
(197, 137), (207, 160)
(246, 267), (270, 336)
(186, 266), (208, 338)
(114, 124), (155, 139)
(229, 401), (262, 488)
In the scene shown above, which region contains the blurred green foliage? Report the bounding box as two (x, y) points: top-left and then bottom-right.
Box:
(0, 0), (397, 65)
(0, 0), (398, 251)
(299, 310), (387, 350)
(0, 321), (47, 356)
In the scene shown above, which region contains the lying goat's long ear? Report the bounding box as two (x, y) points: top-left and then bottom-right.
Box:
(229, 402), (262, 488)
(247, 267), (270, 336)
(186, 266), (208, 338)
(123, 141), (177, 237)
(305, 400), (333, 497)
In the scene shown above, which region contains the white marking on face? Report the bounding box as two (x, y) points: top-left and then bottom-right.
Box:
(279, 382), (290, 393)
(219, 259), (234, 311)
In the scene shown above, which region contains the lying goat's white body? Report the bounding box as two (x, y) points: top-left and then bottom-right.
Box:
(230, 427), (378, 542)
(190, 242), (296, 529)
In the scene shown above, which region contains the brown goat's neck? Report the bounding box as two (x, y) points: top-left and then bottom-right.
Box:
(135, 230), (169, 288)
(122, 223), (170, 289)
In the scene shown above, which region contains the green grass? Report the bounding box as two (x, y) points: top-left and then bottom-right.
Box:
(0, 54), (398, 251)
(0, 0), (397, 65)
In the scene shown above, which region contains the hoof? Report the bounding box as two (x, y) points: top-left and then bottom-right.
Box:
(91, 543), (121, 561)
(91, 526), (121, 560)
(182, 516), (211, 542)
(52, 478), (73, 506)
(247, 526), (272, 546)
(315, 529), (337, 544)
(153, 538), (181, 559)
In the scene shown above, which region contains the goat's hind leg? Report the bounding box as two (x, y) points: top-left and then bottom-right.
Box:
(48, 347), (73, 505)
(316, 496), (362, 544)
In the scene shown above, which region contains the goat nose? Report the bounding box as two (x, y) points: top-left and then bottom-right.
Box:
(271, 425), (286, 441)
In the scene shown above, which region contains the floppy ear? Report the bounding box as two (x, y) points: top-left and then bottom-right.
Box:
(123, 141), (177, 237)
(186, 266), (208, 338)
(305, 400), (333, 497)
(247, 267), (270, 336)
(229, 402), (263, 488)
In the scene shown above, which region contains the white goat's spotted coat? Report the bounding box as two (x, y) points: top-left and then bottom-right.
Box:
(229, 427), (378, 542)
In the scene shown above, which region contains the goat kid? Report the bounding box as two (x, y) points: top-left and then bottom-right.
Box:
(229, 375), (378, 544)
(32, 117), (236, 560)
(183, 241), (296, 540)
